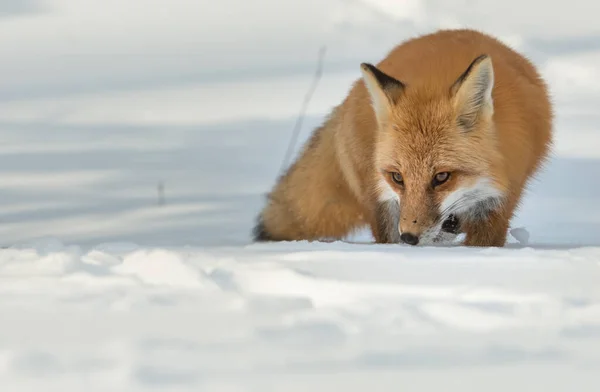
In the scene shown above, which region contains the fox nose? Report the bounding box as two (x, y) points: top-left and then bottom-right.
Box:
(400, 232), (419, 246)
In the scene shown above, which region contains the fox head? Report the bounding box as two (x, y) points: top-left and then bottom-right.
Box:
(360, 54), (508, 246)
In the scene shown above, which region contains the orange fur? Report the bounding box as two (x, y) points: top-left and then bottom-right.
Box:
(253, 29), (553, 247)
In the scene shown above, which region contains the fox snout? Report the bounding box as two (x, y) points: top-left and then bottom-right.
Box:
(399, 216), (427, 246)
(399, 214), (462, 246)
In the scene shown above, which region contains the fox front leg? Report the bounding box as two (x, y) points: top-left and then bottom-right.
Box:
(371, 199), (401, 244)
(461, 209), (510, 247)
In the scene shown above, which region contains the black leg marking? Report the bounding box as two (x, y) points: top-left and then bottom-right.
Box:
(441, 214), (461, 234)
(252, 217), (274, 242)
(375, 199), (401, 243)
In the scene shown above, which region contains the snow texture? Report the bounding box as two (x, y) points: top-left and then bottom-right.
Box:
(1, 1), (600, 391)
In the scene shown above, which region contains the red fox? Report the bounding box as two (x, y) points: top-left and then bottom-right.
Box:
(253, 29), (553, 247)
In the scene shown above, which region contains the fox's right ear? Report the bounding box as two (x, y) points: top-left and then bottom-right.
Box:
(360, 63), (405, 123)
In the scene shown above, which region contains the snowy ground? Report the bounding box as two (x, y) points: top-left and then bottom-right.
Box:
(1, 1), (600, 391)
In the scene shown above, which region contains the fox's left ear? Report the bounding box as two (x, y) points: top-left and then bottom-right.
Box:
(450, 54), (494, 131)
(360, 63), (405, 124)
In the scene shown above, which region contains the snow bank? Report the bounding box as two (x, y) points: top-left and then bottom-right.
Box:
(1, 240), (600, 391)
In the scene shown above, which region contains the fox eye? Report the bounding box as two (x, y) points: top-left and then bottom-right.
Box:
(391, 172), (404, 186)
(432, 172), (451, 187)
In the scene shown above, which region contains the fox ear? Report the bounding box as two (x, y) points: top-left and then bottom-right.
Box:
(360, 62), (405, 123)
(450, 54), (494, 131)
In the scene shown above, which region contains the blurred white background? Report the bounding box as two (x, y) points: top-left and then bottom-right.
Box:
(2, 0), (600, 122)
(0, 0), (599, 247)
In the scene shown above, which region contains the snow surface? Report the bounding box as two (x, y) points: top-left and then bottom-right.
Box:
(1, 1), (600, 391)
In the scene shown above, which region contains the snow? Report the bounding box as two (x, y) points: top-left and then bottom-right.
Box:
(1, 0), (600, 391)
(509, 227), (530, 245)
(2, 242), (600, 390)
